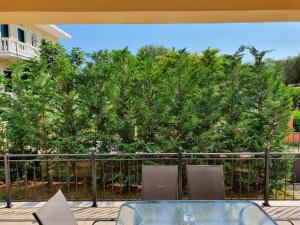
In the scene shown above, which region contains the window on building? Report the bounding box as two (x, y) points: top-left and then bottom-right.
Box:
(31, 33), (38, 47)
(0, 24), (9, 38)
(17, 28), (25, 43)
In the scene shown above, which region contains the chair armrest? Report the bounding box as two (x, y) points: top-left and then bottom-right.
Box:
(92, 218), (117, 225)
(275, 219), (295, 225)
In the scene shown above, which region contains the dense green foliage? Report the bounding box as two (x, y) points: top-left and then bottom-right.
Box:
(0, 40), (293, 154)
(282, 55), (300, 85)
(293, 111), (300, 132)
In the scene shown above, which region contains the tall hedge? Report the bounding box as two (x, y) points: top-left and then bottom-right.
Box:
(0, 41), (293, 154)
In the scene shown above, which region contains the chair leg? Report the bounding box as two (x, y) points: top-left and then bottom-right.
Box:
(293, 183), (295, 200)
(92, 218), (117, 225)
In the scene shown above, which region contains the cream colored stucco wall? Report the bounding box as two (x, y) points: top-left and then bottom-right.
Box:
(0, 25), (62, 93)
(0, 24), (60, 71)
(7, 24), (59, 46)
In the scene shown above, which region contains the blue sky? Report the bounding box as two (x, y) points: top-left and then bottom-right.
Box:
(58, 23), (300, 60)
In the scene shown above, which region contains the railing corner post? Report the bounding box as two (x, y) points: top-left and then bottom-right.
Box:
(178, 149), (183, 200)
(4, 153), (12, 208)
(91, 151), (97, 207)
(263, 150), (270, 207)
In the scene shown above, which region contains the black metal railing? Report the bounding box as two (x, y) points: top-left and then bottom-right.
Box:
(0, 151), (299, 208)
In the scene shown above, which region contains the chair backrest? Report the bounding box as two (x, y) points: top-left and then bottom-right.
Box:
(33, 189), (77, 225)
(142, 165), (178, 200)
(187, 165), (225, 200)
(294, 156), (300, 183)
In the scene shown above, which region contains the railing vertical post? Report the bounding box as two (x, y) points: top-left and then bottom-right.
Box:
(91, 151), (97, 207)
(263, 150), (270, 206)
(178, 149), (183, 200)
(4, 153), (11, 208)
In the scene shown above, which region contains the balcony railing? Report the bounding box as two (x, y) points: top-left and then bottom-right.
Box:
(0, 37), (39, 59)
(0, 152), (299, 208)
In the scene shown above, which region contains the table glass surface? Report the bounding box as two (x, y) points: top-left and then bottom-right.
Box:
(116, 201), (277, 225)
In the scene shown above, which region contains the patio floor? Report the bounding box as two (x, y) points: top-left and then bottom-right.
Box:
(0, 201), (300, 225)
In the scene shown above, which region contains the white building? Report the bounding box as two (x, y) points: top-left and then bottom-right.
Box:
(0, 24), (71, 73)
(0, 24), (70, 93)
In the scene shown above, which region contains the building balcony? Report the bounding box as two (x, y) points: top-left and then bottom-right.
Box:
(0, 37), (39, 60)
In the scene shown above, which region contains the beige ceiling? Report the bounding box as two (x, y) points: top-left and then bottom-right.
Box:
(1, 0), (300, 23)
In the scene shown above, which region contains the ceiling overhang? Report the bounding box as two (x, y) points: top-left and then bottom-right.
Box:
(1, 0), (300, 23)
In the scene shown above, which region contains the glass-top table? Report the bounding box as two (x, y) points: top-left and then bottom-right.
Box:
(116, 201), (277, 225)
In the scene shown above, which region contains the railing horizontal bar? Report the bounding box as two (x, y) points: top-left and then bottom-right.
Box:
(270, 152), (300, 155)
(94, 157), (265, 161)
(96, 158), (177, 161)
(95, 153), (178, 156)
(1, 152), (284, 157)
(3, 158), (268, 162)
(183, 157), (265, 160)
(271, 158), (296, 160)
(7, 154), (90, 157)
(182, 152), (265, 156)
(9, 159), (90, 162)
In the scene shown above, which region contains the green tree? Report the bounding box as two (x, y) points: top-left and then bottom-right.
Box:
(51, 46), (87, 153)
(109, 48), (137, 151)
(283, 55), (300, 84)
(189, 48), (224, 152)
(78, 50), (112, 151)
(242, 47), (292, 152)
(0, 62), (34, 154)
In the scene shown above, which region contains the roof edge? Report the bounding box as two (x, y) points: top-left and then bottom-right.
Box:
(34, 24), (71, 39)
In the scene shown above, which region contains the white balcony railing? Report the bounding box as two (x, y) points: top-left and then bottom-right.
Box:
(0, 37), (39, 59)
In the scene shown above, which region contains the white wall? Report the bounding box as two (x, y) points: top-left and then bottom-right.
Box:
(6, 24), (59, 48)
